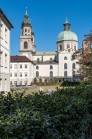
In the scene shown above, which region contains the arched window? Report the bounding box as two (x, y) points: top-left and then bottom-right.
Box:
(67, 44), (70, 49)
(72, 71), (75, 76)
(24, 41), (28, 49)
(72, 63), (75, 69)
(37, 58), (40, 62)
(59, 45), (62, 50)
(36, 66), (39, 69)
(50, 58), (52, 61)
(64, 63), (67, 69)
(64, 71), (67, 76)
(50, 71), (53, 77)
(25, 29), (27, 32)
(36, 71), (39, 77)
(74, 46), (76, 51)
(50, 65), (53, 69)
(64, 56), (67, 60)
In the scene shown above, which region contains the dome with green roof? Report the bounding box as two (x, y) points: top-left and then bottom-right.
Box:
(57, 17), (78, 42)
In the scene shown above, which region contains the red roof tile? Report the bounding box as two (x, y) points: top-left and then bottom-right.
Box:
(10, 56), (31, 63)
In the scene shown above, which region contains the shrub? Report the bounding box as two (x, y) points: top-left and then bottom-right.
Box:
(0, 83), (91, 138)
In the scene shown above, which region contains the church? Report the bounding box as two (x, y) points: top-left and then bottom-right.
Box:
(10, 9), (79, 86)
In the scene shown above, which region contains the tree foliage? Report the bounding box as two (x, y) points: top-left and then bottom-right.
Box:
(0, 82), (92, 139)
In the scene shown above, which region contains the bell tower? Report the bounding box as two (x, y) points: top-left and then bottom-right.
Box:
(19, 7), (36, 60)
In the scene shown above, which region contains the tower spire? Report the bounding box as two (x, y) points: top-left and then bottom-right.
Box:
(66, 13), (68, 23)
(26, 7), (28, 15)
(63, 14), (71, 31)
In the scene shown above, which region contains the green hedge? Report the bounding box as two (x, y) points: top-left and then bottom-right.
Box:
(61, 81), (80, 86)
(0, 82), (92, 139)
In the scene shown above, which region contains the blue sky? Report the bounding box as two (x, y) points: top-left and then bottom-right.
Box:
(0, 0), (92, 55)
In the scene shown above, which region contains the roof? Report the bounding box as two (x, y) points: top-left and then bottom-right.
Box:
(0, 8), (14, 28)
(34, 51), (57, 56)
(57, 30), (78, 42)
(10, 56), (32, 63)
(33, 60), (58, 65)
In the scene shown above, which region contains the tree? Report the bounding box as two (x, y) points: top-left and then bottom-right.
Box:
(72, 32), (92, 81)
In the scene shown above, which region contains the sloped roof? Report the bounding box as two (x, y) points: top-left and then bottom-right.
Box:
(0, 8), (14, 28)
(10, 56), (32, 63)
(34, 51), (57, 56)
(33, 60), (58, 65)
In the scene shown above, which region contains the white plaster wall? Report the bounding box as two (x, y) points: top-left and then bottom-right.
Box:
(34, 64), (58, 77)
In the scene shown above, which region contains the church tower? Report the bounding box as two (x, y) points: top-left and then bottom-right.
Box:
(19, 8), (36, 60)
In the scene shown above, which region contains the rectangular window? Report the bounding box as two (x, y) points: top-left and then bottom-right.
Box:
(20, 72), (22, 77)
(14, 64), (17, 69)
(5, 28), (7, 42)
(14, 81), (17, 86)
(25, 64), (27, 68)
(10, 73), (12, 77)
(5, 53), (7, 68)
(10, 64), (12, 68)
(24, 81), (27, 85)
(19, 81), (22, 85)
(74, 46), (76, 51)
(0, 52), (3, 67)
(10, 81), (12, 86)
(0, 24), (3, 38)
(14, 73), (17, 77)
(25, 72), (27, 77)
(20, 64), (22, 68)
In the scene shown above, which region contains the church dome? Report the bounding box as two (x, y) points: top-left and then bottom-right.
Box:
(57, 17), (78, 42)
(57, 30), (78, 42)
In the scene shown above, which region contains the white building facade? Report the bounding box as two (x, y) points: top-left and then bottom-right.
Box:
(0, 9), (13, 92)
(10, 9), (79, 85)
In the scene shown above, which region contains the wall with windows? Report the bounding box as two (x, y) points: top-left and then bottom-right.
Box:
(58, 52), (79, 80)
(33, 55), (56, 61)
(0, 17), (11, 92)
(10, 62), (34, 86)
(34, 64), (58, 78)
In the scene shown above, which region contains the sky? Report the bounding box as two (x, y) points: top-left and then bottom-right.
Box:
(0, 0), (92, 55)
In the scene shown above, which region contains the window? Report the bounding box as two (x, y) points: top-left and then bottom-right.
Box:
(20, 72), (22, 77)
(5, 28), (7, 42)
(24, 81), (27, 85)
(50, 58), (52, 61)
(59, 45), (62, 50)
(64, 71), (67, 76)
(25, 64), (27, 68)
(14, 73), (17, 77)
(24, 41), (28, 49)
(64, 63), (67, 69)
(25, 72), (27, 77)
(50, 65), (53, 69)
(10, 73), (12, 77)
(0, 52), (3, 66)
(20, 64), (22, 68)
(5, 54), (7, 67)
(67, 44), (70, 49)
(72, 71), (75, 76)
(0, 24), (3, 38)
(25, 29), (27, 32)
(37, 58), (40, 62)
(14, 81), (17, 86)
(36, 66), (39, 69)
(74, 45), (76, 51)
(10, 64), (12, 68)
(64, 56), (67, 60)
(19, 81), (22, 85)
(10, 81), (12, 86)
(72, 63), (75, 69)
(14, 64), (17, 69)
(50, 71), (53, 77)
(36, 71), (39, 77)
